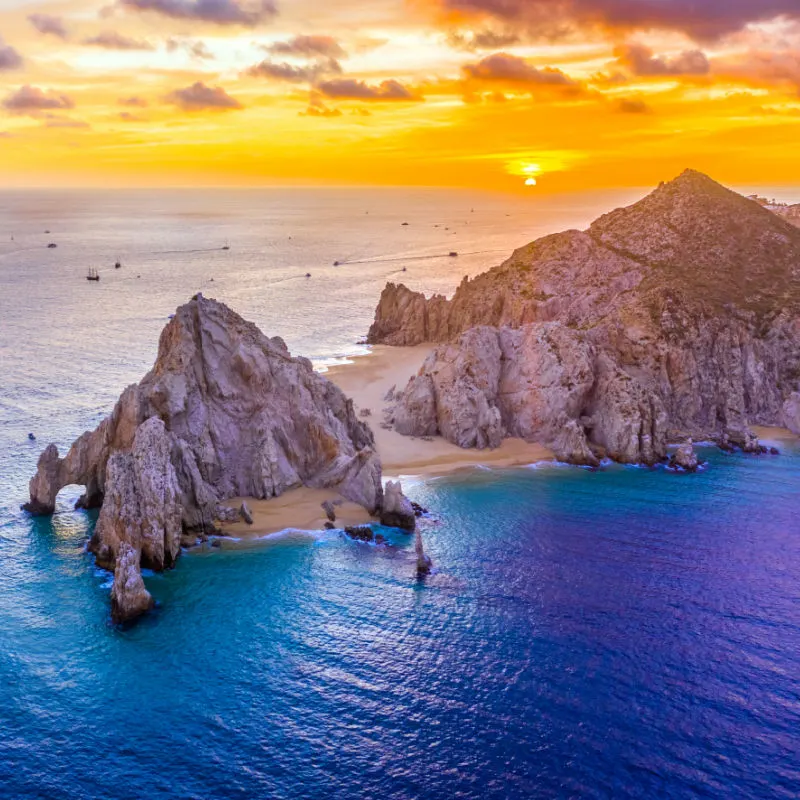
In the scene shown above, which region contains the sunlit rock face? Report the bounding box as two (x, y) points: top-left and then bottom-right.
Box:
(372, 171), (800, 463)
(25, 294), (386, 621)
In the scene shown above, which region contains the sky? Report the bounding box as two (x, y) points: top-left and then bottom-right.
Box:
(1, 0), (800, 190)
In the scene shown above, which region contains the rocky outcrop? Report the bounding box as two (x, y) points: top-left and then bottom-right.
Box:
(24, 294), (404, 622)
(669, 440), (699, 472)
(379, 480), (416, 531)
(783, 392), (800, 436)
(372, 171), (800, 463)
(111, 542), (155, 624)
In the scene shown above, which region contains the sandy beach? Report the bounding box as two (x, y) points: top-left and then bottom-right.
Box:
(218, 344), (553, 538)
(326, 344), (553, 477)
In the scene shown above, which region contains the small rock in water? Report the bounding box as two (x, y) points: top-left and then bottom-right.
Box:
(380, 480), (416, 531)
(669, 439), (699, 472)
(344, 525), (375, 542)
(769, 446), (780, 455)
(324, 521), (336, 530)
(28, 432), (36, 441)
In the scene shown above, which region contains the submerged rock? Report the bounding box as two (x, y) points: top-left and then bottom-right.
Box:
(24, 295), (394, 622)
(369, 171), (800, 465)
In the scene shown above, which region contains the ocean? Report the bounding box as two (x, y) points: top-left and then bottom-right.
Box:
(1, 187), (799, 798)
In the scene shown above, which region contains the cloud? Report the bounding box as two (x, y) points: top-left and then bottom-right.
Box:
(27, 14), (68, 39)
(447, 28), (520, 50)
(614, 43), (709, 76)
(119, 0), (276, 26)
(119, 111), (145, 120)
(166, 38), (214, 59)
(165, 81), (243, 110)
(119, 95), (149, 106)
(3, 86), (74, 113)
(317, 78), (420, 100)
(439, 0), (800, 43)
(0, 39), (23, 71)
(301, 105), (342, 117)
(44, 118), (91, 129)
(462, 52), (577, 85)
(615, 97), (652, 113)
(720, 50), (800, 90)
(246, 58), (341, 82)
(267, 35), (346, 59)
(83, 31), (155, 50)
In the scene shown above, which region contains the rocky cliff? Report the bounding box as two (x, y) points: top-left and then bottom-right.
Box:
(370, 171), (800, 464)
(25, 294), (389, 622)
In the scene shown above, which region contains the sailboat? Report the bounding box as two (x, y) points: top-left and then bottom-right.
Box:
(86, 268), (100, 281)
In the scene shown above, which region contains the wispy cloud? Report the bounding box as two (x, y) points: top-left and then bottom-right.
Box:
(0, 38), (23, 71)
(119, 0), (276, 26)
(83, 31), (155, 50)
(27, 14), (68, 40)
(317, 78), (420, 100)
(3, 85), (73, 113)
(165, 81), (243, 110)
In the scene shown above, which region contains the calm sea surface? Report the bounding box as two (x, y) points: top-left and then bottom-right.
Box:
(1, 187), (799, 798)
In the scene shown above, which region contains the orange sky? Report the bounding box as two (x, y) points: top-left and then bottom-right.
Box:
(1, 0), (800, 190)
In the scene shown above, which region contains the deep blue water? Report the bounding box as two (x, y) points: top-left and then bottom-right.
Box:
(3, 445), (799, 799)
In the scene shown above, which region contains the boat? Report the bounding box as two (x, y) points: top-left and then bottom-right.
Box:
(47, 243), (57, 249)
(222, 242), (230, 251)
(86, 268), (100, 281)
(449, 251), (458, 257)
(114, 260), (121, 269)
(305, 272), (311, 278)
(28, 433), (36, 441)
(333, 260), (340, 266)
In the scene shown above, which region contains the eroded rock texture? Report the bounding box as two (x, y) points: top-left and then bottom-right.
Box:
(25, 295), (387, 621)
(371, 171), (800, 464)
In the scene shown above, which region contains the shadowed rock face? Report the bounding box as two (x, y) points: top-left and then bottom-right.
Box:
(371, 171), (800, 463)
(24, 294), (387, 622)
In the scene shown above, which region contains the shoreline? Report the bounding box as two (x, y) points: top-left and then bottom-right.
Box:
(215, 347), (798, 541)
(217, 344), (554, 540)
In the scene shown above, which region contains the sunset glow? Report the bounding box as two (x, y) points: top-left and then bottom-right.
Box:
(2, 0), (800, 189)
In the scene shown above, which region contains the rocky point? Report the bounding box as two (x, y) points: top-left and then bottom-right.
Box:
(369, 170), (800, 465)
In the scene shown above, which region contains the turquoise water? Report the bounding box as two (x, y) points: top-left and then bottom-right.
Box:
(3, 448), (799, 798)
(2, 188), (800, 798)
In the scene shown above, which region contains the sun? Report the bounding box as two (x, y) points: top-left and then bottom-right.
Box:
(525, 177), (538, 186)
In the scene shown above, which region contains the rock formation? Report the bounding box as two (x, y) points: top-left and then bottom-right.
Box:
(24, 294), (410, 622)
(379, 480), (416, 531)
(669, 440), (699, 472)
(370, 171), (800, 464)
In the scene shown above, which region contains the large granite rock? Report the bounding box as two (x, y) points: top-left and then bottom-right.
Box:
(24, 294), (394, 621)
(371, 171), (800, 463)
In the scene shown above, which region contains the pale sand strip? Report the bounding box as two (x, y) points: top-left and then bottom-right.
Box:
(326, 344), (553, 477)
(752, 425), (799, 443)
(217, 344), (553, 539)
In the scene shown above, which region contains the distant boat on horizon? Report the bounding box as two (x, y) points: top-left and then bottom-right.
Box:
(114, 260), (121, 269)
(86, 268), (100, 282)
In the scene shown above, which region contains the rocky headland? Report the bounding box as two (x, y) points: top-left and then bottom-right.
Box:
(24, 294), (416, 622)
(369, 170), (800, 465)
